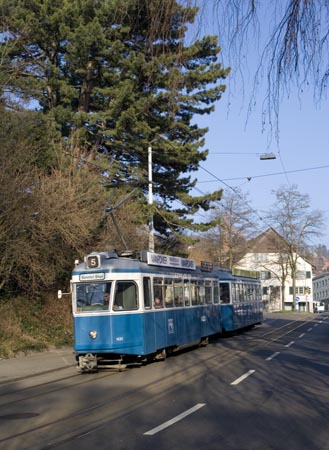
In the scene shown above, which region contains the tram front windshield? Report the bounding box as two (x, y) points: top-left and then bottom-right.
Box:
(75, 282), (112, 312)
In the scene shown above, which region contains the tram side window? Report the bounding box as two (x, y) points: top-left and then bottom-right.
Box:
(205, 281), (213, 304)
(164, 278), (174, 308)
(236, 284), (245, 302)
(191, 280), (198, 305)
(143, 277), (152, 309)
(153, 277), (164, 308)
(199, 282), (206, 304)
(184, 280), (191, 306)
(220, 283), (230, 303)
(191, 280), (205, 305)
(247, 284), (255, 301)
(231, 284), (237, 302)
(174, 279), (184, 307)
(241, 284), (246, 302)
(213, 282), (220, 304)
(113, 281), (138, 311)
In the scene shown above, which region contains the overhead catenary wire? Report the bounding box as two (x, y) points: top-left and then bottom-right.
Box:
(147, 143), (273, 236)
(192, 184), (267, 238)
(198, 164), (274, 233)
(197, 164), (329, 183)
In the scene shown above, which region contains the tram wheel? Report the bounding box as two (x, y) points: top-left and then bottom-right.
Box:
(199, 337), (209, 347)
(155, 349), (167, 361)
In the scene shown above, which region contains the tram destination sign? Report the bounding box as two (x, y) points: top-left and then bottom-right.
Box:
(143, 251), (196, 270)
(79, 272), (105, 281)
(200, 261), (213, 272)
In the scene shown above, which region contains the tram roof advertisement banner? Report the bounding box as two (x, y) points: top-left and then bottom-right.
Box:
(143, 251), (196, 270)
(232, 267), (260, 279)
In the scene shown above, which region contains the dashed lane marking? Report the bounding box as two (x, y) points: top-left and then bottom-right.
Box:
(230, 370), (256, 386)
(144, 403), (206, 436)
(265, 352), (280, 361)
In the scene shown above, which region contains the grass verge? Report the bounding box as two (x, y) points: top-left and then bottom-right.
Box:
(0, 294), (73, 358)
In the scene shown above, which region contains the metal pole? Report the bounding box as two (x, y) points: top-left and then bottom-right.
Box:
(148, 146), (155, 252)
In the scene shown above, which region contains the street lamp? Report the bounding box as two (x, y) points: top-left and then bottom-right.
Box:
(259, 152), (276, 160)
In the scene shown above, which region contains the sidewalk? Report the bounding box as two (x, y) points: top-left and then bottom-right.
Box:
(0, 347), (76, 384)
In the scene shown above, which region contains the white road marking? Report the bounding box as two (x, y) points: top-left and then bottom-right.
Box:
(307, 327), (313, 332)
(144, 403), (206, 436)
(299, 333), (305, 338)
(285, 341), (294, 348)
(265, 352), (280, 361)
(230, 370), (255, 386)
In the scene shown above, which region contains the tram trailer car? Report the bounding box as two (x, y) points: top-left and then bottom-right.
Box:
(65, 250), (263, 372)
(218, 267), (263, 333)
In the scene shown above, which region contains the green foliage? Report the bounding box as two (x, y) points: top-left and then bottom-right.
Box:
(1, 0), (229, 243)
(0, 109), (108, 294)
(0, 0), (231, 304)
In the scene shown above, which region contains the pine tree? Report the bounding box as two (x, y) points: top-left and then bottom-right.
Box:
(1, 0), (229, 248)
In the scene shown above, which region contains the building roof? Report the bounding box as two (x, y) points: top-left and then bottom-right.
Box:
(313, 271), (329, 281)
(240, 227), (315, 268)
(244, 228), (289, 254)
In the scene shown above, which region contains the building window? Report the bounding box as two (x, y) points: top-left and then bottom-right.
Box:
(260, 271), (271, 280)
(289, 286), (306, 295)
(296, 271), (305, 280)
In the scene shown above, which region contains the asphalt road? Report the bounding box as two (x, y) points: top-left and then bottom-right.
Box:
(0, 312), (328, 450)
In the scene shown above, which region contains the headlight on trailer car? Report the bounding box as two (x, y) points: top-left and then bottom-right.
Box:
(89, 330), (98, 339)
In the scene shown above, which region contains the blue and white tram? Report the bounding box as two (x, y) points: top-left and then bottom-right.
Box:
(218, 267), (263, 333)
(67, 250), (262, 372)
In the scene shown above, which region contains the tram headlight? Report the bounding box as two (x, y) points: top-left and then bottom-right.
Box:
(89, 330), (98, 339)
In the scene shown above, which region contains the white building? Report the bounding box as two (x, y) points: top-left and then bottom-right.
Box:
(313, 273), (329, 312)
(235, 228), (313, 312)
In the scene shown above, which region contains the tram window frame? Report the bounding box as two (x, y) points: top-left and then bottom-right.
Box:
(164, 278), (174, 308)
(173, 278), (184, 307)
(199, 281), (206, 304)
(235, 284), (240, 302)
(184, 279), (191, 306)
(113, 281), (138, 311)
(243, 284), (248, 301)
(213, 281), (220, 304)
(191, 280), (199, 305)
(75, 282), (112, 312)
(246, 285), (253, 301)
(143, 277), (152, 309)
(220, 282), (230, 304)
(205, 280), (213, 304)
(238, 283), (244, 302)
(153, 277), (164, 309)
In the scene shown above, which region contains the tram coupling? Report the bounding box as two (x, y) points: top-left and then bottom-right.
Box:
(77, 353), (130, 373)
(78, 353), (98, 373)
